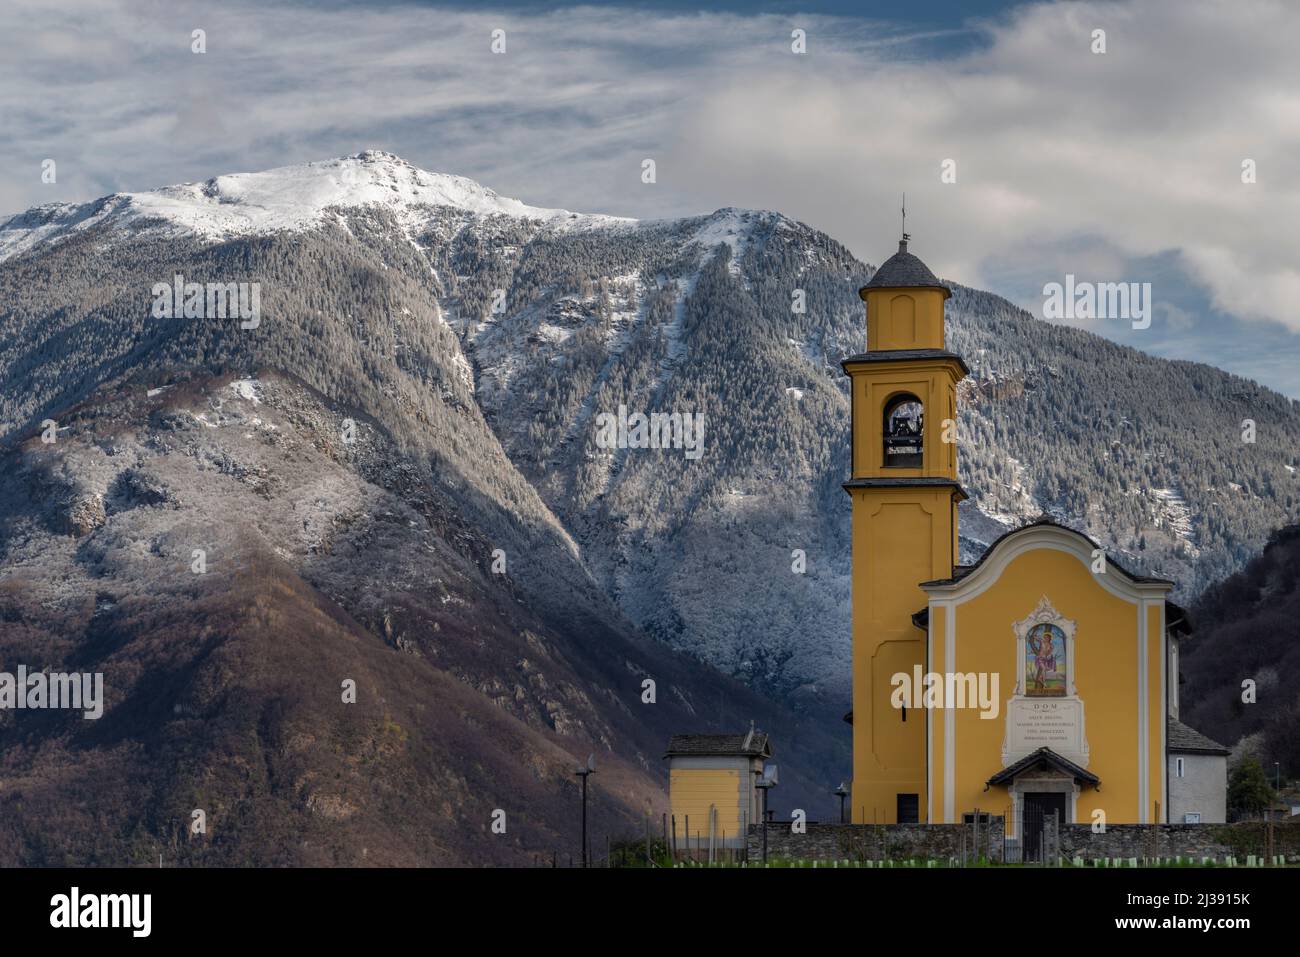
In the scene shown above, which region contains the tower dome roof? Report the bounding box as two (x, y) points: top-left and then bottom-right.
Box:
(859, 239), (949, 298)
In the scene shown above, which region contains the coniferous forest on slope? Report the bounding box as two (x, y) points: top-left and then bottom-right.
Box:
(1, 194), (1297, 863)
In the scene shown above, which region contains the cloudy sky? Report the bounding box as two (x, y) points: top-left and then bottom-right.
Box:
(3, 0), (1298, 395)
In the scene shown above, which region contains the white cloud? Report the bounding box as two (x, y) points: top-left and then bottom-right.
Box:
(1, 0), (1298, 361)
(663, 1), (1300, 337)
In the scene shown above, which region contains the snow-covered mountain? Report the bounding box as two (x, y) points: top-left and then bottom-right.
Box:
(3, 152), (1298, 708)
(0, 154), (855, 864)
(0, 150), (630, 262)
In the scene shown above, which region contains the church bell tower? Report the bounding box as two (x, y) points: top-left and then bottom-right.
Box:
(844, 234), (968, 824)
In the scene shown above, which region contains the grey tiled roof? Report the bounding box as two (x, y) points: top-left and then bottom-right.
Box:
(861, 240), (947, 292)
(665, 732), (771, 758)
(843, 476), (970, 504)
(987, 747), (1100, 788)
(1168, 718), (1230, 754)
(842, 348), (971, 375)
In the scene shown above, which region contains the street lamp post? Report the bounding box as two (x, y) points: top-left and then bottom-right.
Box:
(754, 764), (779, 865)
(574, 753), (595, 868)
(834, 782), (849, 824)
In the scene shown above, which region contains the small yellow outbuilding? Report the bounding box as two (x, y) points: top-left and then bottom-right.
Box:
(665, 728), (771, 851)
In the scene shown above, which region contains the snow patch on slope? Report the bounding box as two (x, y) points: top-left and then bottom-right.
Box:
(229, 378), (262, 405)
(688, 208), (770, 278)
(1153, 486), (1198, 553)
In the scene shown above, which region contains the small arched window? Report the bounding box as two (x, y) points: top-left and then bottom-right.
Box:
(883, 394), (924, 468)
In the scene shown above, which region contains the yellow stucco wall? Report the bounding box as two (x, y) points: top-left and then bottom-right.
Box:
(850, 487), (955, 822)
(845, 305), (965, 824)
(927, 543), (1169, 828)
(862, 288), (948, 352)
(845, 357), (963, 481)
(669, 768), (744, 840)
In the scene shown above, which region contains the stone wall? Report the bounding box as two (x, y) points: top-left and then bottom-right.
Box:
(1057, 824), (1228, 862)
(743, 821), (1300, 864)
(745, 821), (1005, 863)
(1058, 822), (1300, 863)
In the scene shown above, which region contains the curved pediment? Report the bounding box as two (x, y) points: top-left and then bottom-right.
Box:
(920, 519), (1174, 604)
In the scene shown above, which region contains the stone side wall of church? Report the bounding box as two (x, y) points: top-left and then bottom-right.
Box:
(1056, 824), (1229, 861)
(745, 821), (1300, 863)
(744, 821), (1007, 863)
(1058, 822), (1300, 862)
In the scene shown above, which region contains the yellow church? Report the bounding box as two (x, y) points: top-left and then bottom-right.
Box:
(843, 235), (1227, 848)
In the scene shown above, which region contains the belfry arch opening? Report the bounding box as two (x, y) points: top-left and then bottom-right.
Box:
(883, 393), (924, 468)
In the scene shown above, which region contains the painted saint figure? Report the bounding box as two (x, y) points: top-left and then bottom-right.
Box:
(1025, 623), (1065, 696)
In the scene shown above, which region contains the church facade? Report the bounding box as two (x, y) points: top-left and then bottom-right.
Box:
(844, 237), (1227, 848)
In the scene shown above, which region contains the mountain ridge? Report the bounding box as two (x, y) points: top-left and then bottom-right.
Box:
(5, 157), (1294, 686)
(1, 153), (1296, 794)
(0, 151), (636, 263)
